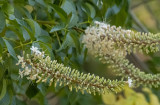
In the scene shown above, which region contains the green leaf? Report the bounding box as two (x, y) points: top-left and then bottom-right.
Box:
(37, 83), (47, 95)
(0, 91), (10, 105)
(14, 6), (32, 19)
(21, 27), (30, 41)
(0, 65), (4, 80)
(68, 92), (79, 105)
(23, 26), (35, 40)
(25, 19), (41, 38)
(26, 84), (39, 99)
(68, 14), (79, 28)
(85, 3), (96, 18)
(57, 32), (74, 52)
(57, 30), (80, 53)
(83, 48), (88, 62)
(35, 0), (46, 7)
(3, 39), (18, 61)
(0, 10), (5, 33)
(105, 5), (120, 18)
(0, 79), (7, 100)
(81, 3), (90, 16)
(8, 88), (13, 105)
(2, 3), (14, 15)
(33, 93), (49, 105)
(69, 31), (80, 53)
(61, 0), (76, 14)
(50, 23), (65, 33)
(28, 0), (35, 6)
(49, 4), (67, 23)
(7, 26), (25, 42)
(0, 43), (2, 57)
(10, 96), (16, 105)
(38, 41), (54, 59)
(0, 37), (5, 47)
(37, 35), (52, 43)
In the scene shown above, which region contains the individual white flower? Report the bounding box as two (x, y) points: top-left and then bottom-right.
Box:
(30, 46), (39, 52)
(16, 56), (24, 65)
(30, 46), (44, 57)
(94, 21), (101, 25)
(21, 62), (26, 68)
(42, 78), (47, 83)
(31, 74), (38, 80)
(19, 70), (24, 78)
(128, 77), (132, 87)
(35, 50), (42, 55)
(49, 78), (53, 86)
(36, 76), (42, 83)
(24, 67), (31, 76)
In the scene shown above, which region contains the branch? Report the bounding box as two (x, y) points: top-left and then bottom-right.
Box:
(2, 40), (38, 54)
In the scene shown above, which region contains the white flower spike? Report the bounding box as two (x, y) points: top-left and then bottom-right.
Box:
(17, 46), (125, 94)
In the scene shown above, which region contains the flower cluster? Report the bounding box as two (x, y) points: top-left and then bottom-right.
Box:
(86, 21), (160, 54)
(83, 21), (160, 88)
(16, 46), (125, 95)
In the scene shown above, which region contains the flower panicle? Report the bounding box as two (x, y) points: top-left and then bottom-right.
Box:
(84, 21), (160, 54)
(17, 46), (125, 95)
(83, 21), (160, 88)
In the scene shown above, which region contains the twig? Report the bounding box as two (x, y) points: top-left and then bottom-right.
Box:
(2, 41), (39, 54)
(3, 37), (20, 44)
(79, 21), (90, 25)
(55, 32), (61, 47)
(72, 27), (84, 33)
